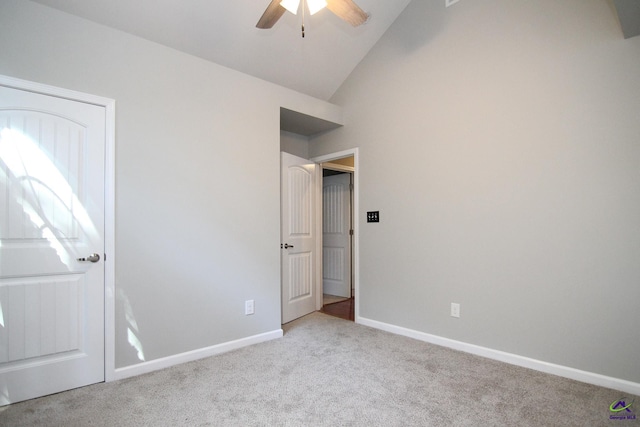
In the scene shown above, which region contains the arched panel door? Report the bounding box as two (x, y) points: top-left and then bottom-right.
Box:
(0, 85), (106, 405)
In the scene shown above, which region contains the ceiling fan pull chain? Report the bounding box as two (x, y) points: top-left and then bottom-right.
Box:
(301, 0), (306, 37)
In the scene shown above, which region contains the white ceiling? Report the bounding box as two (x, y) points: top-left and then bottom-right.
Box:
(31, 0), (412, 100)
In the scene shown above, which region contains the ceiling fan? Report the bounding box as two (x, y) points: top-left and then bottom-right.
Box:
(256, 0), (369, 37)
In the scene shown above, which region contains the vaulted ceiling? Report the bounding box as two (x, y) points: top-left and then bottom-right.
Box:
(27, 0), (639, 103)
(31, 0), (412, 101)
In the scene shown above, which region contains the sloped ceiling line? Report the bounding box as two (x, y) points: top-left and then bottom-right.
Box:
(31, 0), (412, 100)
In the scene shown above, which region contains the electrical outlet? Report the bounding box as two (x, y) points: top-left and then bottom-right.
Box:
(451, 303), (460, 318)
(245, 300), (255, 315)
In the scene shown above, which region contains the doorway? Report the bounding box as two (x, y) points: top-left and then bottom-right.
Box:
(314, 152), (358, 322)
(280, 148), (359, 324)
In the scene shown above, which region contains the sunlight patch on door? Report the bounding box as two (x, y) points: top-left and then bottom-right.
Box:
(0, 127), (99, 267)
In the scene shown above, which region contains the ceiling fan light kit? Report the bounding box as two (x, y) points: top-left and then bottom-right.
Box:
(281, 0), (328, 15)
(257, 0), (369, 37)
(308, 0), (329, 15)
(280, 0), (301, 14)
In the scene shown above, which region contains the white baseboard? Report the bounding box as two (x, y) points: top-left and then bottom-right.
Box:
(112, 329), (283, 381)
(357, 316), (640, 396)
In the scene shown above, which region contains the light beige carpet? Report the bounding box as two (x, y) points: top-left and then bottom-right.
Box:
(1, 312), (636, 426)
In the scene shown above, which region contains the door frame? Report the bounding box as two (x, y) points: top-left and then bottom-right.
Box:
(311, 148), (359, 322)
(0, 75), (116, 382)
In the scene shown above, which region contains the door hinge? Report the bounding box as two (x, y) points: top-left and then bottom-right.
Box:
(349, 229), (354, 236)
(350, 184), (354, 191)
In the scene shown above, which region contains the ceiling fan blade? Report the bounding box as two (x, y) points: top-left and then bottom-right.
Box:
(256, 0), (287, 29)
(326, 0), (369, 27)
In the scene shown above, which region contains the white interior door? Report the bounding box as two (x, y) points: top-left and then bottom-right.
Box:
(281, 152), (317, 324)
(322, 172), (352, 298)
(0, 85), (106, 405)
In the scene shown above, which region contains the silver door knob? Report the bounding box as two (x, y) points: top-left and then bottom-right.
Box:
(78, 253), (100, 263)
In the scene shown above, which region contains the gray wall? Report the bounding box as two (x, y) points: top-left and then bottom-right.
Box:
(311, 0), (640, 383)
(280, 131), (310, 159)
(0, 0), (335, 369)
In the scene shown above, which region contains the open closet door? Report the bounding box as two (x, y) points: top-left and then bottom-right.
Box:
(281, 152), (317, 323)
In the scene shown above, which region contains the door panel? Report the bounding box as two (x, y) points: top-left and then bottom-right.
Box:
(281, 152), (316, 323)
(322, 173), (351, 298)
(0, 85), (105, 405)
(1, 276), (83, 363)
(288, 252), (312, 300)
